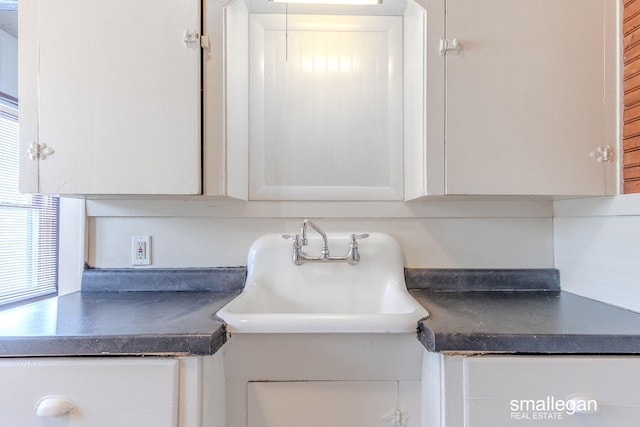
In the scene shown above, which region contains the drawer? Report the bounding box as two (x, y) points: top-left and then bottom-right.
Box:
(464, 356), (640, 426)
(0, 357), (179, 427)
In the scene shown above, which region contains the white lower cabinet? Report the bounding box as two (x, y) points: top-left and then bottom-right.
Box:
(423, 353), (640, 427)
(0, 358), (178, 426)
(0, 354), (225, 427)
(248, 381), (402, 427)
(224, 333), (424, 427)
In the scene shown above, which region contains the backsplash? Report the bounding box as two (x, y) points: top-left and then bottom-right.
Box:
(81, 266), (246, 292)
(86, 200), (554, 271)
(404, 268), (559, 291)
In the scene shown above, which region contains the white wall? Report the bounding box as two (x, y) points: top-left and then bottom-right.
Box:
(58, 198), (87, 296)
(555, 195), (640, 313)
(0, 29), (17, 98)
(85, 198), (554, 274)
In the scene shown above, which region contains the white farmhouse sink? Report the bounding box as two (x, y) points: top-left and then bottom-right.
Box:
(216, 233), (428, 333)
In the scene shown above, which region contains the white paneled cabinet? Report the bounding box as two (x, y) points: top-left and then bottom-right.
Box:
(0, 355), (224, 427)
(224, 0), (426, 201)
(19, 0), (618, 198)
(248, 381), (403, 427)
(424, 353), (640, 426)
(0, 358), (179, 426)
(247, 14), (404, 200)
(224, 334), (424, 427)
(222, 0), (618, 199)
(19, 0), (202, 195)
(436, 0), (617, 196)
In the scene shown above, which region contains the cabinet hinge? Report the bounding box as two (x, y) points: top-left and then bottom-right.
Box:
(28, 142), (55, 161)
(200, 35), (210, 49)
(589, 145), (614, 163)
(184, 31), (210, 49)
(439, 36), (462, 56)
(381, 408), (408, 427)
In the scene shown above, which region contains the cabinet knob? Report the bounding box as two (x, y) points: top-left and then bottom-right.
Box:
(28, 142), (55, 161)
(589, 145), (614, 163)
(35, 395), (76, 417)
(565, 394), (599, 415)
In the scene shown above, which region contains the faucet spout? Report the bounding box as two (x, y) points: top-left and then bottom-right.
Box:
(301, 219), (330, 258)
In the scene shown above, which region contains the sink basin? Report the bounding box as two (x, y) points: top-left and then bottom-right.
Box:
(216, 233), (428, 333)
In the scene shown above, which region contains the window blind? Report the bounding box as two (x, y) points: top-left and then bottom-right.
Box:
(0, 101), (59, 306)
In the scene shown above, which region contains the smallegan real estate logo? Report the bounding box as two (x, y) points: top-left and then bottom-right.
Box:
(509, 396), (598, 421)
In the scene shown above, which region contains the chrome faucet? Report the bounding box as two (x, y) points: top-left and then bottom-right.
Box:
(300, 219), (329, 259)
(282, 219), (369, 266)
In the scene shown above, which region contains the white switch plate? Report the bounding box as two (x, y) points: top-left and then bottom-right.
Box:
(131, 235), (151, 265)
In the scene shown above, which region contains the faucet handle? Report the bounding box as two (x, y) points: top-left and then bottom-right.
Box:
(346, 234), (369, 265)
(282, 234), (302, 249)
(351, 233), (370, 241)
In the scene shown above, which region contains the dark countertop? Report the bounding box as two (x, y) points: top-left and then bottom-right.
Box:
(407, 269), (640, 354)
(3, 267), (640, 356)
(0, 291), (239, 357)
(0, 267), (244, 357)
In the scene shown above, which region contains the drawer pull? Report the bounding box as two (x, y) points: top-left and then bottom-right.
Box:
(565, 394), (599, 415)
(35, 396), (76, 417)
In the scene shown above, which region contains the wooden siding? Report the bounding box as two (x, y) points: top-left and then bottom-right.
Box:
(624, 0), (640, 193)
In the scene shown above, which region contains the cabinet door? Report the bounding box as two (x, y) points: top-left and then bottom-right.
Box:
(444, 0), (617, 195)
(19, 0), (201, 195)
(245, 14), (404, 201)
(248, 381), (400, 427)
(0, 357), (179, 427)
(464, 356), (640, 426)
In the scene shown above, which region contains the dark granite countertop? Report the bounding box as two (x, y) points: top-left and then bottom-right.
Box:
(407, 269), (640, 354)
(3, 267), (640, 357)
(0, 268), (244, 357)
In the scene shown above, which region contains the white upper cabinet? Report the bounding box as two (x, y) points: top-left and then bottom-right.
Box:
(224, 0), (428, 201)
(248, 14), (404, 200)
(227, 0), (617, 200)
(439, 0), (618, 196)
(18, 0), (618, 198)
(19, 0), (202, 195)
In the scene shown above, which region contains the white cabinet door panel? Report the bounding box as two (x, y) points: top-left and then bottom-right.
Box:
(464, 356), (640, 426)
(248, 381), (399, 427)
(0, 357), (179, 427)
(247, 14), (404, 201)
(23, 0), (201, 195)
(445, 0), (616, 195)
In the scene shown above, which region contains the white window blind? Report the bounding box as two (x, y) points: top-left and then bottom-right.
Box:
(0, 101), (58, 306)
